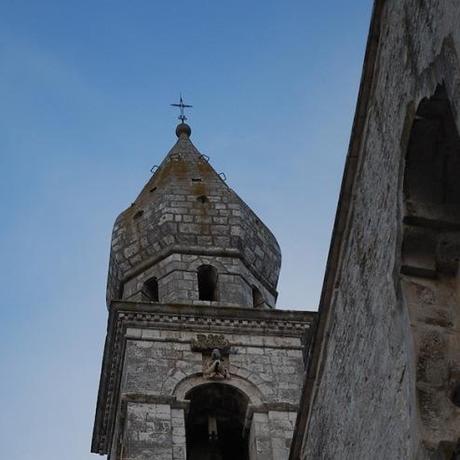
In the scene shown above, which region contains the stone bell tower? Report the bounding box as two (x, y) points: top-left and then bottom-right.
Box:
(91, 113), (315, 460)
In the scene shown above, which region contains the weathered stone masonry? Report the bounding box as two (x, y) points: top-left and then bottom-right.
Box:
(93, 303), (313, 459)
(107, 123), (281, 309)
(92, 122), (316, 459)
(291, 1), (460, 459)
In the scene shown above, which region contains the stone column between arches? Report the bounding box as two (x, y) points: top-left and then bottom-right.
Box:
(248, 410), (298, 460)
(120, 400), (187, 460)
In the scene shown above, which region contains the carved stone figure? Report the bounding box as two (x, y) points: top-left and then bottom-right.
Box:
(203, 348), (230, 380)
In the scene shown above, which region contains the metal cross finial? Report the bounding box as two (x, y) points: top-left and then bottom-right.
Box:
(170, 94), (193, 123)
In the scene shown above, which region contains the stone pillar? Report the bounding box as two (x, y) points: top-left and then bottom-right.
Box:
(247, 409), (297, 460)
(248, 412), (273, 460)
(171, 407), (187, 460)
(120, 401), (187, 460)
(267, 410), (297, 460)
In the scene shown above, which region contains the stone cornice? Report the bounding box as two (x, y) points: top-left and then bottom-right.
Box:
(112, 300), (315, 328)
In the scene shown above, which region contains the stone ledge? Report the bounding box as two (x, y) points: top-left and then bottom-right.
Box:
(121, 393), (191, 411)
(111, 300), (316, 323)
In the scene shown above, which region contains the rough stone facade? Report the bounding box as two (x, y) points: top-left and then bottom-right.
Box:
(92, 303), (313, 460)
(291, 1), (460, 459)
(107, 124), (281, 308)
(92, 123), (315, 459)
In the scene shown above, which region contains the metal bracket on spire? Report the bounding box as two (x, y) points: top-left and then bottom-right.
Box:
(171, 94), (193, 123)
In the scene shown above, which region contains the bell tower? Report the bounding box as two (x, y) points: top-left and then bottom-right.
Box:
(91, 114), (315, 460)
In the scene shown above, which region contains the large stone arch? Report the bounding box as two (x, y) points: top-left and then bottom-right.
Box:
(173, 373), (265, 406)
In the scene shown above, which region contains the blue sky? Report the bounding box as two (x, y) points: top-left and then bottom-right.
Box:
(0, 1), (372, 458)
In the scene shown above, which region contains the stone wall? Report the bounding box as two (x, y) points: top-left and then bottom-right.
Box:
(92, 302), (315, 458)
(295, 1), (460, 459)
(115, 329), (303, 459)
(121, 403), (186, 460)
(121, 328), (304, 406)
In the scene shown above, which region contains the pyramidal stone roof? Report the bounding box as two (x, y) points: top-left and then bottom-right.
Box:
(106, 123), (281, 306)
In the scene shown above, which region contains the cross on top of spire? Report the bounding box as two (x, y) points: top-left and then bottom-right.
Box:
(171, 94), (193, 123)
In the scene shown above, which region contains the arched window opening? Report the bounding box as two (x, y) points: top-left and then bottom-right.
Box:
(185, 383), (249, 460)
(404, 86), (460, 206)
(198, 265), (218, 301)
(142, 277), (159, 301)
(252, 286), (264, 308)
(404, 85), (460, 208)
(451, 383), (460, 408)
(402, 85), (460, 277)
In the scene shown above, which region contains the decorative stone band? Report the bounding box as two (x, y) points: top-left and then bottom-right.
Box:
(91, 301), (315, 454)
(190, 333), (231, 353)
(112, 301), (312, 336)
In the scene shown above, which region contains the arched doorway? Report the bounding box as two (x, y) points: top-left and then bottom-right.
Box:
(185, 383), (249, 460)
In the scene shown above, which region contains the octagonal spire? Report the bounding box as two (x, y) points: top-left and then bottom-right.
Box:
(106, 123), (281, 309)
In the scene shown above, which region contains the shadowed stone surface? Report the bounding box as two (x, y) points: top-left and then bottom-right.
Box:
(291, 1), (460, 459)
